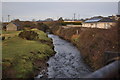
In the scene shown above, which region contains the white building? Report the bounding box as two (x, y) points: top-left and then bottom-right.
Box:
(82, 18), (116, 29)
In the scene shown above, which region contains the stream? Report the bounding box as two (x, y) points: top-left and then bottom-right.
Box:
(46, 34), (92, 78)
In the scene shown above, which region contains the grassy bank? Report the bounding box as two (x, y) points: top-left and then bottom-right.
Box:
(50, 23), (119, 70)
(2, 29), (55, 78)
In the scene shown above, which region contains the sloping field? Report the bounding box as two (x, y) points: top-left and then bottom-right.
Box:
(2, 29), (55, 78)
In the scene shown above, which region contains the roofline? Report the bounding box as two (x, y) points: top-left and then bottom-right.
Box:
(83, 21), (116, 23)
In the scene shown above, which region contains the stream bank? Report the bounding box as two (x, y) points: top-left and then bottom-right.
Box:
(50, 25), (118, 70)
(36, 33), (93, 78)
(47, 34), (92, 78)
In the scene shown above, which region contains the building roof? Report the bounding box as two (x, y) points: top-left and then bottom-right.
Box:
(85, 18), (102, 23)
(84, 17), (115, 23)
(100, 18), (115, 22)
(12, 22), (20, 26)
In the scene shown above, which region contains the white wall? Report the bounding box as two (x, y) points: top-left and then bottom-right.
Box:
(82, 22), (116, 29)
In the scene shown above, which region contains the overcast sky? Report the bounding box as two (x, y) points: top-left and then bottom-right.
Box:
(2, 2), (118, 21)
(2, 0), (120, 2)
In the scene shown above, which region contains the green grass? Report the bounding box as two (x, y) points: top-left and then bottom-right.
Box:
(2, 29), (51, 41)
(2, 30), (20, 39)
(2, 29), (54, 78)
(31, 28), (51, 41)
(3, 37), (53, 58)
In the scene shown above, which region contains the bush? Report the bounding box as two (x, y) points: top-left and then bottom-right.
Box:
(24, 25), (31, 27)
(37, 23), (49, 32)
(18, 30), (39, 40)
(2, 36), (5, 40)
(61, 22), (82, 26)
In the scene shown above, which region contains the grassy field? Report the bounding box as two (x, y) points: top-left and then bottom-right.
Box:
(2, 29), (55, 78)
(2, 30), (20, 39)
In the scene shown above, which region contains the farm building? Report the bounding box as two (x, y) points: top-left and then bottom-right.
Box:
(82, 17), (116, 29)
(6, 22), (22, 31)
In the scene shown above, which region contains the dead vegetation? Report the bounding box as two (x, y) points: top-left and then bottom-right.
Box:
(50, 20), (119, 70)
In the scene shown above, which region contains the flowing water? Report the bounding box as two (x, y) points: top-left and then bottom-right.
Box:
(47, 34), (92, 78)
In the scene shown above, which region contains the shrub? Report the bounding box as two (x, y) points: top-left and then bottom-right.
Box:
(61, 22), (82, 26)
(8, 37), (11, 39)
(18, 30), (39, 40)
(37, 23), (49, 32)
(2, 36), (5, 40)
(24, 25), (31, 27)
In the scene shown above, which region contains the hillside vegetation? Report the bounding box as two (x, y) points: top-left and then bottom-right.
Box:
(49, 21), (119, 70)
(2, 29), (55, 78)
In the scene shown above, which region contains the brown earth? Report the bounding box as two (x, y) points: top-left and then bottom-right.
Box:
(48, 20), (120, 70)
